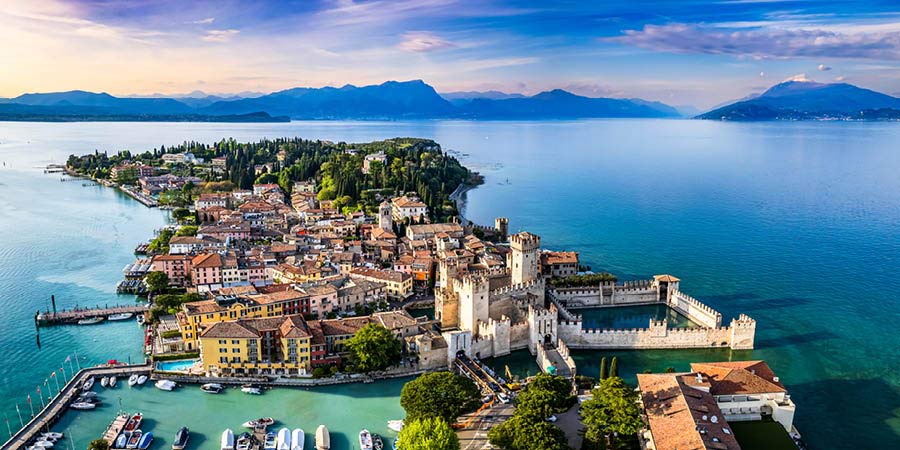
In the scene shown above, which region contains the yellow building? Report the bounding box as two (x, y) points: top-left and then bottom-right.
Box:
(199, 315), (312, 376)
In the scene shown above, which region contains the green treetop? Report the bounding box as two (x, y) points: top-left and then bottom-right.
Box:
(400, 371), (481, 423)
(343, 323), (401, 372)
(397, 417), (460, 450)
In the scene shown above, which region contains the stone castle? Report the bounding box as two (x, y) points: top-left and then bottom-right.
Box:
(433, 228), (756, 366)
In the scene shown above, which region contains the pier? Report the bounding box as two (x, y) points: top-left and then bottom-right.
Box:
(0, 364), (150, 450)
(36, 304), (148, 326)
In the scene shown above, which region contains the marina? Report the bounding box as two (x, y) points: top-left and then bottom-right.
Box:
(36, 305), (148, 326)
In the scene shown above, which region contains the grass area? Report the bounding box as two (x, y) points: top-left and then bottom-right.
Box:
(729, 420), (796, 450)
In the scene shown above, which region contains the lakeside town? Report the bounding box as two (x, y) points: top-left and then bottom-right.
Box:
(16, 138), (800, 450)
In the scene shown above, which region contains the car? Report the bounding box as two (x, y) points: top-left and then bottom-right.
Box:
(546, 415), (558, 423)
(497, 393), (510, 404)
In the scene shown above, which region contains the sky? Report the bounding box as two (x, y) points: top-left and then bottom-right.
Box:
(2, 0), (899, 108)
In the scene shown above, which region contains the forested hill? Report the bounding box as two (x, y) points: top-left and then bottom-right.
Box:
(67, 137), (476, 222)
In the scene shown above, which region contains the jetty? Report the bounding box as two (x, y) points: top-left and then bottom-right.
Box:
(36, 304), (148, 326)
(0, 364), (151, 450)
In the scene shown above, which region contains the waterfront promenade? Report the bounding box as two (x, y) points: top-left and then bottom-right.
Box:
(1, 364), (150, 450)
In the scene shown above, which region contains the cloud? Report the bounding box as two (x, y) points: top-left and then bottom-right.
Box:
(784, 73), (813, 82)
(613, 23), (900, 60)
(818, 64), (831, 71)
(202, 29), (239, 42)
(398, 31), (455, 52)
(562, 83), (623, 98)
(835, 76), (846, 81)
(191, 17), (215, 25)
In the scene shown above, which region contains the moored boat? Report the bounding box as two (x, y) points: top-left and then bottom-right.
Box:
(277, 428), (291, 450)
(392, 437), (399, 450)
(82, 377), (95, 391)
(263, 432), (277, 450)
(126, 430), (143, 449)
(155, 380), (177, 391)
(201, 383), (224, 394)
(115, 432), (129, 449)
(290, 429), (304, 450)
(100, 377), (109, 388)
(31, 441), (53, 448)
(124, 413), (143, 432)
(241, 386), (262, 395)
(110, 376), (118, 387)
(358, 429), (373, 450)
(372, 434), (384, 450)
(386, 420), (403, 433)
(137, 375), (148, 385)
(41, 433), (63, 441)
(77, 316), (103, 325)
(128, 374), (139, 387)
(136, 315), (145, 326)
(70, 402), (95, 410)
(235, 433), (252, 450)
(138, 431), (153, 450)
(221, 429), (235, 450)
(171, 426), (189, 450)
(109, 312), (134, 321)
(242, 418), (275, 428)
(315, 425), (329, 450)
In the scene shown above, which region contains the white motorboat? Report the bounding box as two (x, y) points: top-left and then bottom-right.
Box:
(242, 418), (274, 428)
(358, 430), (373, 450)
(263, 432), (277, 450)
(82, 377), (95, 391)
(128, 374), (139, 387)
(115, 432), (129, 449)
(32, 440), (53, 448)
(100, 377), (109, 388)
(172, 426), (190, 450)
(386, 420), (403, 433)
(277, 428), (291, 450)
(110, 376), (118, 388)
(137, 375), (148, 385)
(315, 425), (329, 450)
(241, 386), (262, 395)
(290, 429), (304, 450)
(221, 429), (235, 450)
(108, 312), (134, 321)
(126, 430), (142, 449)
(235, 433), (252, 450)
(70, 402), (95, 410)
(136, 315), (145, 326)
(77, 317), (103, 325)
(155, 380), (177, 391)
(41, 433), (63, 440)
(201, 383), (224, 394)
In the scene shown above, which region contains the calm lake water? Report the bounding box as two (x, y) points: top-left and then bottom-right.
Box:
(0, 120), (898, 449)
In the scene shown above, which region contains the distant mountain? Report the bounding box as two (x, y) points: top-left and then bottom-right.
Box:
(698, 79), (900, 120)
(0, 80), (681, 121)
(457, 89), (680, 119)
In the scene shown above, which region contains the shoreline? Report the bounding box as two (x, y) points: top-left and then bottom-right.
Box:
(450, 172), (484, 226)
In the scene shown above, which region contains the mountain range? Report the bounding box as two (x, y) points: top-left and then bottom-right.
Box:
(698, 78), (900, 120)
(0, 80), (680, 121)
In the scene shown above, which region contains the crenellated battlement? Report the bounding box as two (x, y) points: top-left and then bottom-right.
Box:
(491, 278), (543, 297)
(668, 290), (722, 328)
(468, 266), (511, 278)
(509, 231), (540, 251)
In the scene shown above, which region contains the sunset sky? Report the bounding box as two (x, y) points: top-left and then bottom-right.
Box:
(2, 0), (899, 108)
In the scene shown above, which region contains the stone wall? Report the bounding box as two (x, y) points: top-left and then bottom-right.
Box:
(551, 281), (659, 308)
(557, 316), (755, 350)
(668, 290), (722, 328)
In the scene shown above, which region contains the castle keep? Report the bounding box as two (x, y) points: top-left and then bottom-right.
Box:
(434, 228), (756, 366)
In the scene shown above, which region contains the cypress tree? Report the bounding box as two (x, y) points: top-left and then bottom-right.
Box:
(599, 357), (608, 380)
(610, 356), (619, 378)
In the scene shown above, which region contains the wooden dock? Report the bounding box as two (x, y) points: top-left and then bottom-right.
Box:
(36, 305), (148, 325)
(102, 414), (129, 447)
(0, 364), (151, 450)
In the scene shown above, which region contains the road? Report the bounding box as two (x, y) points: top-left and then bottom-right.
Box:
(456, 403), (514, 450)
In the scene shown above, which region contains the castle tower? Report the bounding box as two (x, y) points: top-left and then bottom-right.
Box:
(457, 275), (490, 335)
(509, 231), (540, 285)
(494, 217), (509, 242)
(378, 201), (392, 232)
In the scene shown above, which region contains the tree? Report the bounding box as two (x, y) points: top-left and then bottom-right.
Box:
(87, 439), (109, 450)
(344, 323), (401, 372)
(172, 208), (192, 223)
(609, 356), (619, 378)
(397, 417), (459, 450)
(599, 356), (608, 380)
(401, 371), (480, 423)
(175, 225), (198, 236)
(144, 271), (169, 294)
(580, 377), (643, 448)
(488, 416), (568, 450)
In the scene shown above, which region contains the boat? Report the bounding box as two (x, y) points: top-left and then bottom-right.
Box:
(126, 430), (143, 449)
(70, 402), (95, 410)
(137, 375), (148, 385)
(264, 432), (277, 450)
(372, 435), (384, 450)
(116, 432), (129, 448)
(110, 376), (118, 387)
(242, 418), (275, 428)
(136, 315), (145, 326)
(386, 420), (403, 433)
(241, 386), (262, 395)
(109, 312), (134, 321)
(221, 429), (235, 450)
(124, 413), (143, 432)
(201, 383), (224, 394)
(235, 433), (252, 450)
(359, 430), (373, 450)
(82, 377), (95, 391)
(77, 317), (103, 325)
(31, 441), (53, 448)
(100, 377), (109, 388)
(315, 425), (329, 450)
(155, 380), (177, 391)
(392, 437), (399, 450)
(277, 428), (291, 450)
(138, 432), (153, 450)
(128, 374), (139, 387)
(290, 429), (304, 450)
(41, 433), (64, 440)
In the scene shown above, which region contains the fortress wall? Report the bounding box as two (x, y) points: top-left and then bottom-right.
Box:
(558, 321), (735, 349)
(509, 321), (531, 351)
(669, 290), (722, 328)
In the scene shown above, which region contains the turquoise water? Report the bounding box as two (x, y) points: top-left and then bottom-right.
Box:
(155, 360), (198, 372)
(575, 305), (699, 329)
(1, 120), (899, 448)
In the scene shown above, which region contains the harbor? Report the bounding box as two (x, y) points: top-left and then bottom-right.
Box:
(35, 305), (148, 326)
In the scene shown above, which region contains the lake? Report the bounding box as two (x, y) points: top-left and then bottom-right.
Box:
(0, 119), (898, 449)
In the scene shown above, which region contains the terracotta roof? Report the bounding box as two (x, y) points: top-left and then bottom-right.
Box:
(201, 321), (259, 339)
(319, 316), (373, 336)
(542, 251), (578, 265)
(350, 267), (411, 283)
(690, 361), (786, 395)
(373, 311), (418, 330)
(191, 253), (223, 269)
(654, 274), (681, 283)
(638, 373), (741, 450)
(391, 196), (426, 209)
